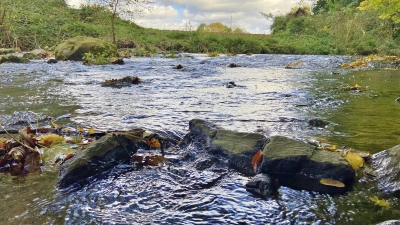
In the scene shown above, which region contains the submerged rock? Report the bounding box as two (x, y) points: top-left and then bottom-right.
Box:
(54, 36), (117, 61)
(372, 144), (400, 197)
(376, 220), (400, 225)
(245, 173), (278, 197)
(257, 136), (355, 194)
(182, 119), (268, 175)
(58, 129), (145, 188)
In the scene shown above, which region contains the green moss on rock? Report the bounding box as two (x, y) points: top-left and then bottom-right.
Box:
(54, 36), (117, 61)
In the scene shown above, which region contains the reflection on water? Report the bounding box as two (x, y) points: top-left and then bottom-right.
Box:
(1, 55), (400, 224)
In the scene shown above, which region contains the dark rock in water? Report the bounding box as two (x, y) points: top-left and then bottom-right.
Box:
(182, 119), (268, 176)
(228, 63), (240, 68)
(100, 76), (140, 88)
(174, 64), (184, 69)
(376, 220), (400, 225)
(226, 81), (237, 88)
(372, 144), (400, 197)
(47, 59), (58, 64)
(58, 129), (145, 188)
(111, 58), (124, 65)
(245, 173), (278, 197)
(308, 118), (328, 128)
(258, 136), (355, 194)
(195, 158), (218, 170)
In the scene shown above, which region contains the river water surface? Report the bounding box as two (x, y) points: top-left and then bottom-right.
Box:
(1, 54), (400, 224)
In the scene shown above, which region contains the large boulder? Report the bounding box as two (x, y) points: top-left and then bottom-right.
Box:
(257, 136), (355, 194)
(183, 119), (268, 175)
(54, 36), (117, 61)
(57, 129), (145, 188)
(372, 144), (400, 197)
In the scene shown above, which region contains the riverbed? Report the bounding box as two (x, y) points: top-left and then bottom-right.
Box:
(0, 54), (400, 224)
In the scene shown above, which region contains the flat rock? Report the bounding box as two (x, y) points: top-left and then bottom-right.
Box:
(183, 119), (268, 175)
(372, 144), (400, 197)
(58, 129), (144, 188)
(258, 136), (355, 194)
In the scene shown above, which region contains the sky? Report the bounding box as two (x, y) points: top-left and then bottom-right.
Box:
(67, 0), (305, 34)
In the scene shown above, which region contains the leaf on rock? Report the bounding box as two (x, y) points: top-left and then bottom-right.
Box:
(0, 138), (7, 149)
(370, 196), (390, 208)
(251, 150), (263, 170)
(146, 138), (161, 148)
(50, 119), (59, 129)
(88, 127), (96, 134)
(342, 151), (364, 170)
(77, 126), (85, 133)
(320, 178), (345, 188)
(38, 134), (64, 147)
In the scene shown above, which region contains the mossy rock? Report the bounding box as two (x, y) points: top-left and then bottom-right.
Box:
(58, 129), (144, 188)
(54, 36), (117, 61)
(258, 136), (355, 194)
(183, 119), (268, 175)
(0, 55), (30, 64)
(23, 52), (41, 60)
(0, 48), (20, 55)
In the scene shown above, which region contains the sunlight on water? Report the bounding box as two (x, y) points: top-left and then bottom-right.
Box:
(1, 55), (400, 224)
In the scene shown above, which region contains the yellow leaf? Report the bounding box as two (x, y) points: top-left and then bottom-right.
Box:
(145, 138), (161, 148)
(77, 126), (85, 133)
(88, 127), (95, 134)
(370, 196), (390, 208)
(320, 178), (345, 188)
(38, 134), (64, 147)
(342, 151), (364, 170)
(50, 119), (59, 129)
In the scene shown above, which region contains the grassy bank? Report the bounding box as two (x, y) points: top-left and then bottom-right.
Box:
(0, 0), (399, 55)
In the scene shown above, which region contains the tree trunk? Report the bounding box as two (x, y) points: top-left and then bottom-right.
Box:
(111, 13), (116, 44)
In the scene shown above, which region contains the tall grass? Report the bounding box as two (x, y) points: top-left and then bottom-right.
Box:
(0, 0), (399, 55)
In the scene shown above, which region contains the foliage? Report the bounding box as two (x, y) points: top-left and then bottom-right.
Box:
(88, 0), (153, 43)
(358, 0), (400, 23)
(1, 0), (400, 56)
(262, 3), (398, 55)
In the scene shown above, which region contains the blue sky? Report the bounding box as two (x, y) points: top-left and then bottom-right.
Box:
(67, 0), (307, 34)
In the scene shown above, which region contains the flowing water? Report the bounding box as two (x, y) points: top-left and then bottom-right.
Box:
(0, 54), (400, 224)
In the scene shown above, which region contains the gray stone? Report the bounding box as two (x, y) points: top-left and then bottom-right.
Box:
(30, 49), (47, 56)
(372, 144), (400, 197)
(245, 173), (277, 197)
(58, 130), (144, 188)
(54, 36), (117, 61)
(258, 136), (355, 194)
(183, 119), (268, 175)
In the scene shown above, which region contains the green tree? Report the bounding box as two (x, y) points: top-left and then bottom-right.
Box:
(89, 0), (153, 43)
(358, 0), (400, 23)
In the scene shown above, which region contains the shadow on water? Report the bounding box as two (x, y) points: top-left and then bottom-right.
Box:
(1, 55), (400, 224)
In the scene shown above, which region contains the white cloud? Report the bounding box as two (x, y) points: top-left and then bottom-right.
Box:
(65, 0), (306, 33)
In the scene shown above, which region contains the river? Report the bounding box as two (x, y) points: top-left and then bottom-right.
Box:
(0, 54), (399, 224)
